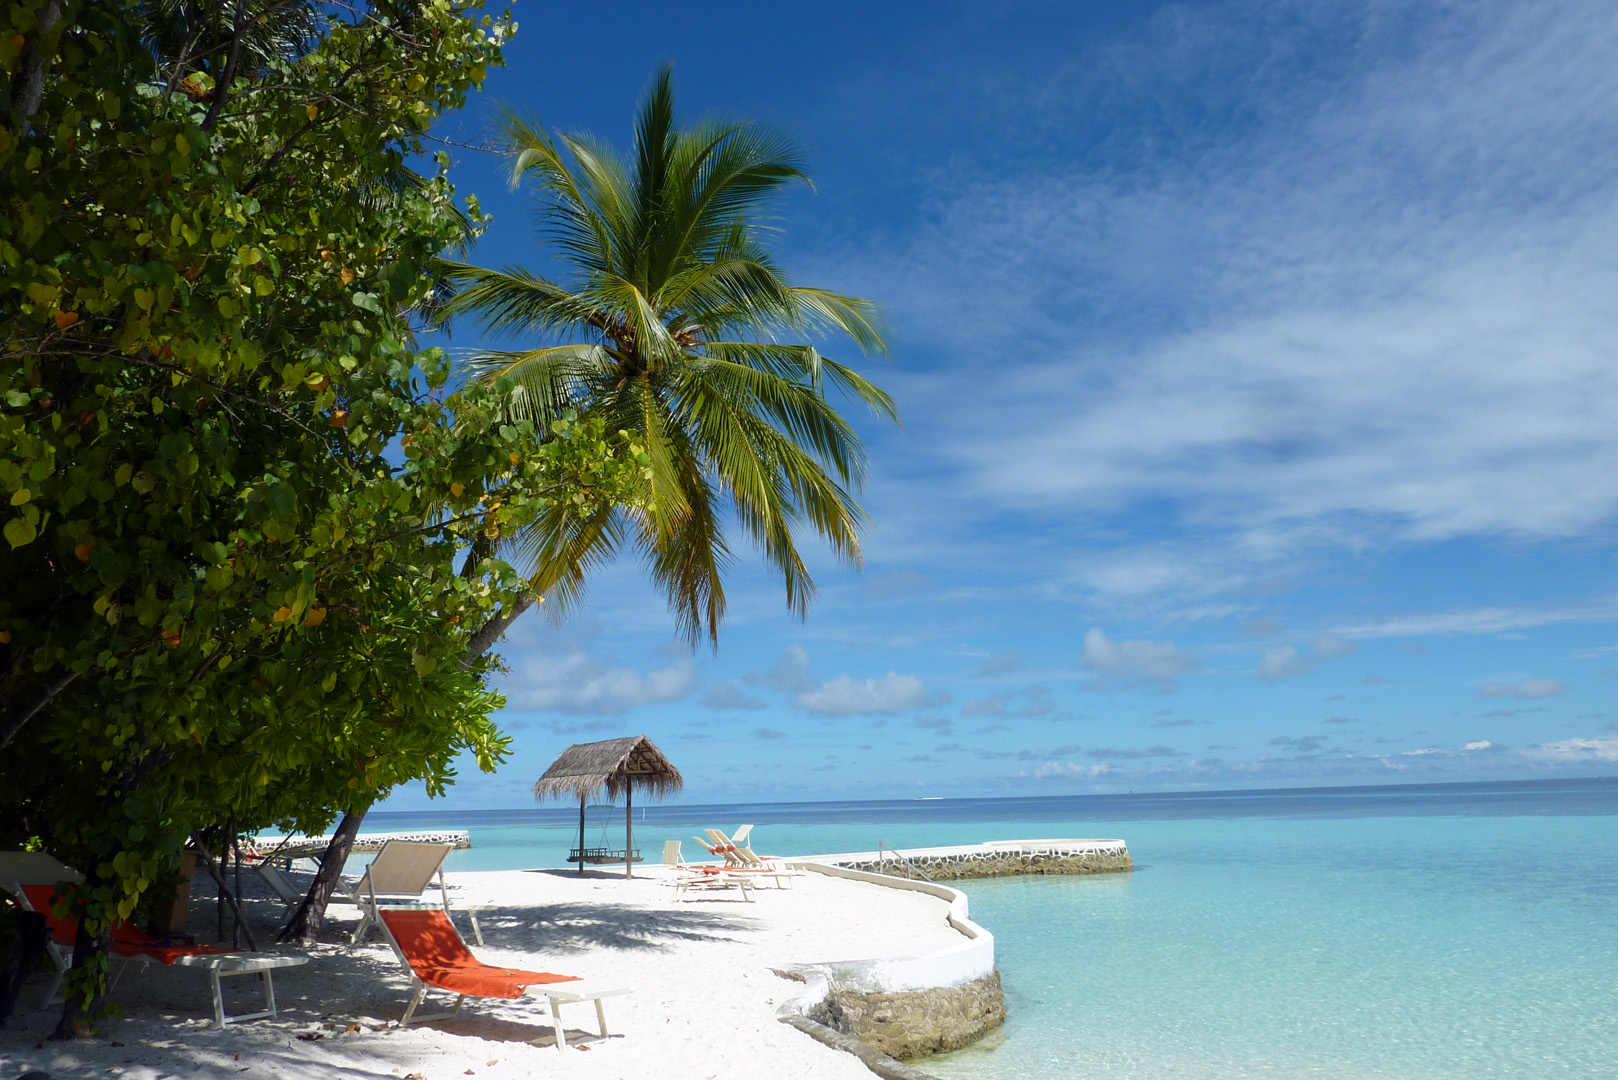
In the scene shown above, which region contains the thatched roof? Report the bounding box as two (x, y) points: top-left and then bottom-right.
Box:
(533, 735), (683, 803)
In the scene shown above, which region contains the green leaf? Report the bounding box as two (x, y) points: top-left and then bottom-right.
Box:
(4, 518), (37, 548)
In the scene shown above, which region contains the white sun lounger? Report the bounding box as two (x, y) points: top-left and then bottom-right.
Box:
(336, 840), (490, 945)
(1, 851), (308, 1026)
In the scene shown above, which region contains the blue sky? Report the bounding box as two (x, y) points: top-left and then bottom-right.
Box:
(386, 0), (1618, 810)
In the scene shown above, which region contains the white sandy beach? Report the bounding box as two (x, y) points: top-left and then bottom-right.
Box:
(0, 864), (962, 1080)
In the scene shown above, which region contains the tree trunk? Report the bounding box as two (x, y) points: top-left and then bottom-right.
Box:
(277, 809), (364, 945)
(7, 0), (63, 129)
(51, 920), (110, 1039)
(279, 584), (547, 940)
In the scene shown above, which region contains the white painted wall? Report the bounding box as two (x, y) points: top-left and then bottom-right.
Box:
(782, 862), (995, 994)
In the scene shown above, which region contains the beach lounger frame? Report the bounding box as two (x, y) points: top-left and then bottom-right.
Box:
(375, 906), (629, 1050)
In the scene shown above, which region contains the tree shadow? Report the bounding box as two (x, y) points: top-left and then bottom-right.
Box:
(472, 900), (756, 955)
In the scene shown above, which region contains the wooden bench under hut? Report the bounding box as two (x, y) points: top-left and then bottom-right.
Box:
(534, 735), (683, 878)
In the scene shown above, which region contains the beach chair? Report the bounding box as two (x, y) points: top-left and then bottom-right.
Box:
(662, 840), (683, 865)
(731, 824), (753, 849)
(339, 840), (485, 945)
(251, 860), (306, 912)
(376, 907), (629, 1049)
(1, 863), (307, 1027)
(705, 830), (796, 887)
(694, 833), (746, 868)
(730, 843), (801, 887)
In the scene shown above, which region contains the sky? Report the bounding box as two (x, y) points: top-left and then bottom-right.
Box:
(385, 0), (1618, 811)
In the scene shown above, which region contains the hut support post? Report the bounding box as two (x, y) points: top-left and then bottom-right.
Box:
(625, 784), (633, 879)
(578, 796), (586, 875)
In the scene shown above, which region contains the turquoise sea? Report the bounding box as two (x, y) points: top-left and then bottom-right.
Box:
(373, 778), (1618, 1080)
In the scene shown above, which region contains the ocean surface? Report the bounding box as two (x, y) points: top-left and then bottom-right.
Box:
(371, 777), (1618, 1080)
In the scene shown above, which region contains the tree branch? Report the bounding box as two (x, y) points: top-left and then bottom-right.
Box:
(201, 0), (249, 132)
(0, 670), (79, 754)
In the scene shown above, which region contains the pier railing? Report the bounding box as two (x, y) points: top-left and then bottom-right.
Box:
(876, 841), (935, 882)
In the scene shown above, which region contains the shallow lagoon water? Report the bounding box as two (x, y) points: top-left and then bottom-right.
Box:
(928, 814), (1618, 1080)
(372, 779), (1618, 1079)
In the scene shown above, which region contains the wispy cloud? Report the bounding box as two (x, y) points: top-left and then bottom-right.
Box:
(977, 648), (1025, 677)
(1342, 598), (1618, 639)
(701, 682), (766, 710)
(1519, 735), (1618, 763)
(495, 621), (694, 715)
(797, 673), (938, 715)
(842, 2), (1618, 601)
(1080, 628), (1199, 689)
(742, 643), (941, 715)
(1257, 645), (1311, 682)
(1479, 678), (1569, 700)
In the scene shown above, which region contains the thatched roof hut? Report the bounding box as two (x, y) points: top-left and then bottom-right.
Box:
(534, 736), (681, 877)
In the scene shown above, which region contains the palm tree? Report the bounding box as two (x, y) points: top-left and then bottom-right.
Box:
(442, 67), (897, 647)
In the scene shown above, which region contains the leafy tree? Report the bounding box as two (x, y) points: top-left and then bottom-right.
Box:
(1, 0), (646, 1034)
(441, 67), (898, 648)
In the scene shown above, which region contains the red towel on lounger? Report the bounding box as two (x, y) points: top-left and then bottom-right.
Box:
(18, 884), (233, 964)
(379, 908), (579, 998)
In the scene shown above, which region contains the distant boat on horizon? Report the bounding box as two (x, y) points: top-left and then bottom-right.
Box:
(914, 796), (944, 801)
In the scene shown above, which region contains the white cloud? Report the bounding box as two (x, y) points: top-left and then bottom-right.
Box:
(1479, 678), (1568, 700)
(1520, 735), (1618, 763)
(796, 673), (935, 716)
(1080, 628), (1199, 685)
(1464, 740), (1493, 751)
(1312, 632), (1359, 658)
(489, 616), (695, 716)
(977, 648), (1024, 677)
(744, 644), (815, 693)
(1257, 645), (1311, 681)
(1342, 598), (1618, 639)
(742, 644), (940, 716)
(842, 2), (1618, 585)
(499, 647), (694, 715)
(1027, 761), (1112, 780)
(701, 682), (766, 710)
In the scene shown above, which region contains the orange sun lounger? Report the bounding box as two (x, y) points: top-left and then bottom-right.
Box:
(377, 907), (629, 1049)
(10, 881), (308, 1027)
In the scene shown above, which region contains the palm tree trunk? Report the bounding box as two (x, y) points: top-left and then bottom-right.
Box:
(461, 592), (538, 667)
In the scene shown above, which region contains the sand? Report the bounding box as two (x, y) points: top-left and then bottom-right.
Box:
(1, 863), (963, 1080)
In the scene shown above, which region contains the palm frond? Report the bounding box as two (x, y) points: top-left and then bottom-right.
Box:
(463, 345), (606, 426)
(453, 68), (896, 646)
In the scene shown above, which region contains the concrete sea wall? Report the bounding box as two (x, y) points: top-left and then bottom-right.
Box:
(821, 838), (1134, 881)
(781, 841), (1131, 1066)
(248, 830), (472, 861)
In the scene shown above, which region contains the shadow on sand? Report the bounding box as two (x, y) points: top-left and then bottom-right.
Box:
(473, 897), (757, 955)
